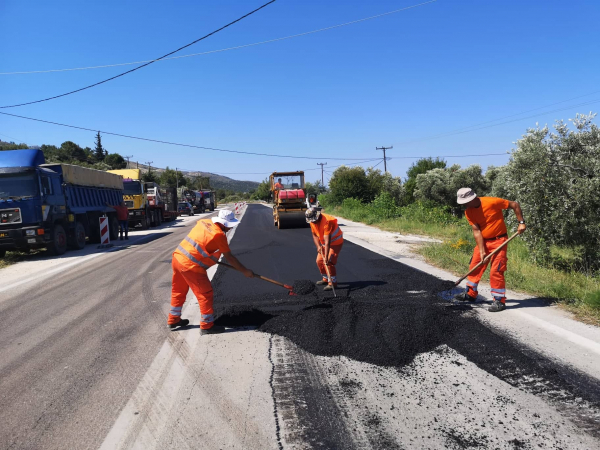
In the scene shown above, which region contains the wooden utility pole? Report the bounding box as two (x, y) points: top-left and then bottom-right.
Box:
(123, 155), (133, 169)
(145, 161), (153, 173)
(317, 162), (327, 186)
(376, 146), (392, 173)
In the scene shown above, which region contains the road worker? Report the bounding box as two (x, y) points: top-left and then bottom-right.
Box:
(273, 178), (284, 191)
(306, 194), (320, 208)
(305, 207), (344, 291)
(105, 201), (129, 240)
(168, 209), (254, 334)
(454, 188), (526, 312)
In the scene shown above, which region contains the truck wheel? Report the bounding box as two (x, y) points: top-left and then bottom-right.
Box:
(210, 203), (215, 211)
(49, 224), (68, 256)
(68, 222), (86, 250)
(109, 216), (120, 241)
(0, 249), (6, 259)
(141, 211), (150, 230)
(157, 211), (162, 226)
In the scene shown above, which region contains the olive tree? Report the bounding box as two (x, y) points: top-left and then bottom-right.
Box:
(498, 113), (600, 266)
(413, 164), (489, 207)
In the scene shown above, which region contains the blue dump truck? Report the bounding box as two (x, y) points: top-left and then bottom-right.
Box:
(0, 149), (124, 257)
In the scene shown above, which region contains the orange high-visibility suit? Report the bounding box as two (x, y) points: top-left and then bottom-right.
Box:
(310, 213), (344, 285)
(464, 197), (510, 304)
(168, 219), (230, 330)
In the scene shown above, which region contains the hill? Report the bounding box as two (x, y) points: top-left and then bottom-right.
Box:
(184, 171), (260, 193)
(131, 162), (259, 193)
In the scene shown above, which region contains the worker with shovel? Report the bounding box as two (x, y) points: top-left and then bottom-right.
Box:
(167, 209), (254, 335)
(306, 207), (343, 291)
(454, 188), (526, 312)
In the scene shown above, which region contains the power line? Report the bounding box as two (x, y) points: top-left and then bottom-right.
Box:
(376, 146), (392, 172)
(0, 110), (514, 161)
(397, 95), (600, 145)
(0, 110), (379, 161)
(317, 162), (327, 185)
(0, 0), (278, 109)
(0, 1), (438, 76)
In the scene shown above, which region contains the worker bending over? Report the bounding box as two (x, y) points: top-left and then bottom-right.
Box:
(305, 207), (344, 291)
(168, 209), (254, 334)
(455, 188), (526, 312)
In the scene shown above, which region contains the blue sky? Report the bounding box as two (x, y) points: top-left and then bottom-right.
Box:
(1, 0), (599, 184)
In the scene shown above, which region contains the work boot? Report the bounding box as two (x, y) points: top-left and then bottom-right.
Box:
(168, 318), (190, 329)
(488, 299), (506, 312)
(453, 289), (477, 302)
(200, 325), (227, 336)
(323, 284), (337, 291)
(125, 234), (129, 240)
(316, 279), (328, 286)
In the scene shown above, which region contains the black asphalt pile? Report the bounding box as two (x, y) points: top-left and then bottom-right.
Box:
(434, 279), (458, 294)
(211, 205), (600, 434)
(214, 306), (275, 328)
(291, 279), (315, 295)
(259, 297), (468, 368)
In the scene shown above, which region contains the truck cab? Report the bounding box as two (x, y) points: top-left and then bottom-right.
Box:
(1, 149), (123, 257)
(0, 152), (62, 254)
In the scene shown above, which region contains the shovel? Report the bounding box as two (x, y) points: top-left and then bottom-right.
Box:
(321, 247), (337, 298)
(454, 232), (519, 286)
(216, 261), (296, 295)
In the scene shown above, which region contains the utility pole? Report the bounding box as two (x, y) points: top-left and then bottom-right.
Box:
(175, 166), (179, 192)
(123, 155), (133, 169)
(145, 161), (153, 173)
(376, 146), (392, 173)
(317, 162), (327, 187)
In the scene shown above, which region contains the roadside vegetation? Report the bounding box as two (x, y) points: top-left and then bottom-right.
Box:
(319, 113), (600, 325)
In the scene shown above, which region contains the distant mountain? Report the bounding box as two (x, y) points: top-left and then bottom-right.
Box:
(131, 162), (259, 193)
(183, 171), (259, 193)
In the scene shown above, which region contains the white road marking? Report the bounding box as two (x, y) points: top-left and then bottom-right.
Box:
(100, 204), (251, 449)
(513, 309), (600, 356)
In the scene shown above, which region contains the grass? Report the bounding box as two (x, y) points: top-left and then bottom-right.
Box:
(326, 202), (600, 326)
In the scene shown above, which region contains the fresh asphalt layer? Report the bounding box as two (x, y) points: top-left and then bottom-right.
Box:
(0, 204), (599, 449)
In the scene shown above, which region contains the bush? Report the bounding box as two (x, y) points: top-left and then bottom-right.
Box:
(414, 164), (490, 207)
(370, 191), (400, 220)
(399, 201), (461, 226)
(498, 113), (600, 268)
(402, 157), (447, 205)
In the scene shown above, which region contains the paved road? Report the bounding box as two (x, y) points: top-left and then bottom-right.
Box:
(1, 204), (599, 449)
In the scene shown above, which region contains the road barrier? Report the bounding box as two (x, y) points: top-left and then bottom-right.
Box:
(97, 216), (113, 249)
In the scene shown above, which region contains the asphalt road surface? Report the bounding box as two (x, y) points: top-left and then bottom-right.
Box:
(1, 204), (599, 449)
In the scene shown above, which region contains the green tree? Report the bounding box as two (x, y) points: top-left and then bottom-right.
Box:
(59, 141), (87, 162)
(160, 167), (190, 188)
(93, 132), (105, 162)
(403, 157), (446, 205)
(414, 164), (488, 207)
(496, 113), (600, 267)
(142, 169), (159, 183)
(251, 178), (271, 201)
(328, 166), (372, 204)
(104, 153), (127, 170)
(0, 142), (28, 151)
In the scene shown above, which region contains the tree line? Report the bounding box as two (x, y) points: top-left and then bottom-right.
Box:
(322, 113), (600, 270)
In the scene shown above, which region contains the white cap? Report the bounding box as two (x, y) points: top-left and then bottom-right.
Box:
(456, 187), (477, 205)
(211, 209), (240, 227)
